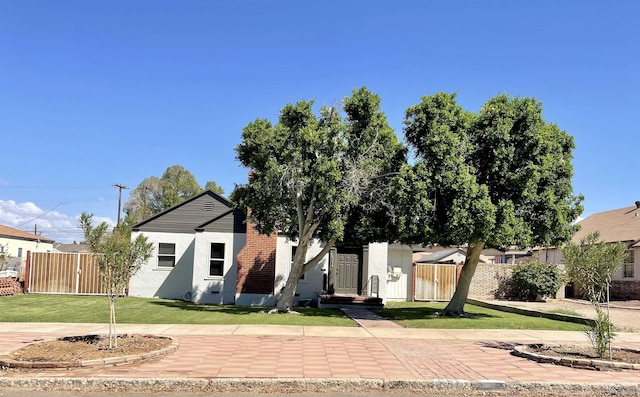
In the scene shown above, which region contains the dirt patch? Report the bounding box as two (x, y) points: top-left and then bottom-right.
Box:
(524, 344), (640, 364)
(6, 334), (173, 362)
(515, 344), (640, 370)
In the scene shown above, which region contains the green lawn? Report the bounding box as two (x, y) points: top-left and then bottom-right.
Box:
(0, 294), (355, 326)
(376, 301), (590, 331)
(0, 294), (589, 331)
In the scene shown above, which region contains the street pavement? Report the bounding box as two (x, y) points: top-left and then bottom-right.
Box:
(1, 303), (640, 395)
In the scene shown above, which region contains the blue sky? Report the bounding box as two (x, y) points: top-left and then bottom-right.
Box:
(1, 0), (638, 243)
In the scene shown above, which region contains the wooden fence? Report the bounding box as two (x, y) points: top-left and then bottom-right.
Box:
(26, 252), (107, 295)
(414, 263), (457, 301)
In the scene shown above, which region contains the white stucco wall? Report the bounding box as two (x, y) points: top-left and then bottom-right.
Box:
(366, 242), (389, 303)
(128, 232), (196, 301)
(129, 231), (245, 304)
(275, 237), (328, 305)
(385, 244), (413, 301)
(192, 231), (245, 304)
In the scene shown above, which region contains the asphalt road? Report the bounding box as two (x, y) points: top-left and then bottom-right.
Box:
(0, 390), (485, 397)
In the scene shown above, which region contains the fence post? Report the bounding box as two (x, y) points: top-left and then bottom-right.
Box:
(75, 253), (81, 294)
(23, 251), (31, 294)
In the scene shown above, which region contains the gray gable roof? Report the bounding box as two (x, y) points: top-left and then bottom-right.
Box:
(416, 248), (465, 263)
(133, 190), (246, 234)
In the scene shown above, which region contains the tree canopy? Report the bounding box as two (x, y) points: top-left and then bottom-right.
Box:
(124, 165), (224, 223)
(391, 92), (583, 315)
(231, 87), (405, 312)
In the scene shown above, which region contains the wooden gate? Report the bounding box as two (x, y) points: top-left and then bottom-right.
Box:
(27, 252), (107, 295)
(414, 263), (457, 301)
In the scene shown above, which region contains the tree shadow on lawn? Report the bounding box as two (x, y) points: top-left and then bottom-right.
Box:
(148, 299), (347, 318)
(375, 307), (494, 321)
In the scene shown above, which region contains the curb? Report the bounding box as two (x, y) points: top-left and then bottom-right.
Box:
(0, 377), (639, 395)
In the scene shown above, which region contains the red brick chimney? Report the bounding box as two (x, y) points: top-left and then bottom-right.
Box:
(236, 212), (277, 295)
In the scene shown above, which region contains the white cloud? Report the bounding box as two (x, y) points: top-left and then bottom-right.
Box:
(0, 200), (115, 243)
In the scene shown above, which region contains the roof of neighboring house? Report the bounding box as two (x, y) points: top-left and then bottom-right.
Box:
(573, 204), (640, 247)
(0, 224), (55, 244)
(416, 247), (468, 263)
(53, 243), (90, 253)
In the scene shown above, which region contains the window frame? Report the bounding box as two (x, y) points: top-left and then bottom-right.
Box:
(209, 242), (225, 277)
(623, 249), (635, 279)
(157, 243), (176, 269)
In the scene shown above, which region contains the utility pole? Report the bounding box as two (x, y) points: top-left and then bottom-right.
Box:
(113, 183), (129, 226)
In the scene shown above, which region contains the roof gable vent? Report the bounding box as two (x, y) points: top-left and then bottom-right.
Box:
(203, 202), (215, 212)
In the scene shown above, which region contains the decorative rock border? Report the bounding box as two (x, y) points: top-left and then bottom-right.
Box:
(512, 344), (640, 371)
(0, 335), (178, 369)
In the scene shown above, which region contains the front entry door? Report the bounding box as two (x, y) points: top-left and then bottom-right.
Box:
(335, 250), (360, 295)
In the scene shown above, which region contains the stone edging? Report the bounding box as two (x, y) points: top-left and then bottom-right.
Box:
(0, 336), (178, 369)
(512, 344), (640, 371)
(467, 298), (595, 326)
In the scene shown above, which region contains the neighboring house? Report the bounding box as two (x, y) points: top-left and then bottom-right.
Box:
(0, 224), (55, 275)
(128, 190), (415, 306)
(53, 243), (91, 253)
(415, 247), (470, 265)
(535, 203), (640, 299)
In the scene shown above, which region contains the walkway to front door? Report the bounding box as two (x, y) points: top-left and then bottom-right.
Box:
(341, 307), (402, 329)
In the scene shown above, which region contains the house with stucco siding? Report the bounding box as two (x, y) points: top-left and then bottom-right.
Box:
(128, 190), (415, 306)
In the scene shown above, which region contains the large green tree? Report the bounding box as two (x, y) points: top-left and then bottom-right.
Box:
(204, 180), (225, 195)
(158, 164), (203, 210)
(124, 165), (225, 223)
(79, 212), (154, 348)
(391, 92), (583, 316)
(231, 87), (405, 312)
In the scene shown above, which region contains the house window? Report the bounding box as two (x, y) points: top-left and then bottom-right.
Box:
(623, 250), (635, 279)
(17, 248), (23, 257)
(158, 243), (176, 268)
(209, 243), (225, 276)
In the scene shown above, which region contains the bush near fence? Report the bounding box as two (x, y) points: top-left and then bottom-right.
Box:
(468, 262), (566, 300)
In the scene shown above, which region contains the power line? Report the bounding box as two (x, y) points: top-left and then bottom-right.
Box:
(13, 201), (66, 227)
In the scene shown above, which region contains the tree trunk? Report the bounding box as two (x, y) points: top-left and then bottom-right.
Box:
(440, 241), (485, 317)
(275, 237), (337, 313)
(108, 295), (117, 348)
(276, 251), (307, 312)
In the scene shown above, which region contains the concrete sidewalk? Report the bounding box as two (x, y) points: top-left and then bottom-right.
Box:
(2, 313), (640, 395)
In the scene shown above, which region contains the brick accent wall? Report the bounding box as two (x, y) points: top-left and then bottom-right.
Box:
(236, 221), (277, 295)
(611, 280), (640, 300)
(468, 263), (566, 299)
(468, 263), (513, 297)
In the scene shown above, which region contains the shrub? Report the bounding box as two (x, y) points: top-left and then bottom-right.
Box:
(511, 260), (565, 301)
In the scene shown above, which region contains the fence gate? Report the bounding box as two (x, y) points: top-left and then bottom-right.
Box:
(414, 263), (457, 301)
(27, 252), (106, 295)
